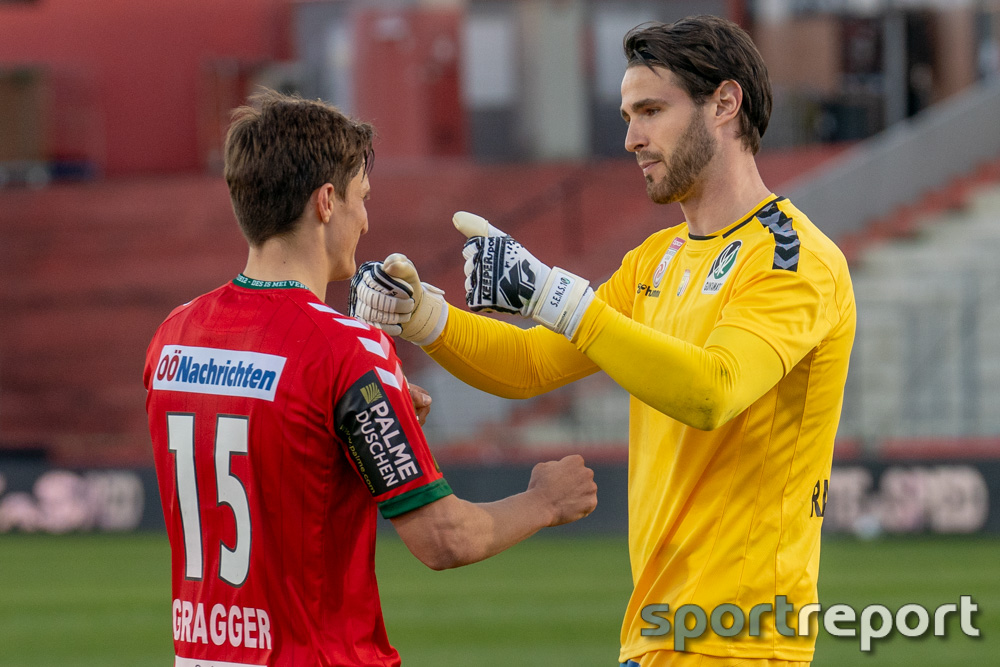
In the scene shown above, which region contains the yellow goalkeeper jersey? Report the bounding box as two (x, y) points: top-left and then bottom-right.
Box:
(426, 194), (856, 662)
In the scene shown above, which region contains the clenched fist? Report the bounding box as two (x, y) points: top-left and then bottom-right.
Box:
(527, 455), (598, 526)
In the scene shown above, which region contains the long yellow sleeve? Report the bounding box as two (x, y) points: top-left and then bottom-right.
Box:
(570, 297), (784, 430)
(423, 303), (599, 399)
(425, 298), (784, 431)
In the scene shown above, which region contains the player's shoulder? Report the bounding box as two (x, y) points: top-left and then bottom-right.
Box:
(153, 283), (229, 334)
(146, 283), (230, 376)
(292, 295), (369, 335)
(294, 298), (408, 399)
(291, 296), (396, 356)
(737, 196), (848, 273)
(770, 196), (850, 273)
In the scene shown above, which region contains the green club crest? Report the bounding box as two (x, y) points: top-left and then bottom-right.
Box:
(702, 240), (742, 294)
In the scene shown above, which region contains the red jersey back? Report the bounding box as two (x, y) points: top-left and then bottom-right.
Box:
(143, 276), (452, 666)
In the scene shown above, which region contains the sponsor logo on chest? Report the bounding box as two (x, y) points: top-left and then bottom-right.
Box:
(638, 237), (686, 299)
(702, 240), (743, 295)
(653, 237), (685, 288)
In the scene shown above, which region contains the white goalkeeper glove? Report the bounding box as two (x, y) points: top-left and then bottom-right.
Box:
(349, 254), (447, 346)
(454, 211), (594, 339)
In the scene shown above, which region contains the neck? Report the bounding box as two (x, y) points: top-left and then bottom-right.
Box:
(679, 150), (771, 237)
(243, 235), (329, 300)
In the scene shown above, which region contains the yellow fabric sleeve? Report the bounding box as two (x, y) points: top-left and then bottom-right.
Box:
(572, 298), (785, 430)
(424, 303), (599, 399)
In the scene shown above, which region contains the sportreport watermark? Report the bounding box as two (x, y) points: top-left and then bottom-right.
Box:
(641, 595), (980, 652)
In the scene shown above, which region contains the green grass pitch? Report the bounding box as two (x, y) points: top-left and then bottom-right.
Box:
(0, 533), (995, 666)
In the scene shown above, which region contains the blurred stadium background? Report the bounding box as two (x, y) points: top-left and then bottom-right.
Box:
(1, 0), (999, 664)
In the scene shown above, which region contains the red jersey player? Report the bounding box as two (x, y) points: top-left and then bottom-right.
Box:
(144, 89), (598, 667)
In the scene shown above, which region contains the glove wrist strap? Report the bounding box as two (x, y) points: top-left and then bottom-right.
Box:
(404, 284), (448, 346)
(530, 267), (590, 335)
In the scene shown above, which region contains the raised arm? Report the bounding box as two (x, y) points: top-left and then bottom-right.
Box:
(453, 214), (832, 430)
(350, 252), (598, 399)
(423, 305), (598, 399)
(349, 213), (831, 428)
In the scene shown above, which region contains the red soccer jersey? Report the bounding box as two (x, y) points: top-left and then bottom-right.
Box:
(144, 275), (452, 667)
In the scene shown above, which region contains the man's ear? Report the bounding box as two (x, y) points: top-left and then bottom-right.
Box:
(713, 80), (743, 125)
(316, 183), (337, 224)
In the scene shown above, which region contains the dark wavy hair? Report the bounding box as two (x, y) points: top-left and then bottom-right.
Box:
(624, 15), (772, 154)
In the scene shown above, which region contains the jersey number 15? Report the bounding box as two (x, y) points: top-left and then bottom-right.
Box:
(167, 413), (252, 587)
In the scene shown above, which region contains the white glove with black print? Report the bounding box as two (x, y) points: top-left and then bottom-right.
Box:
(454, 211), (594, 339)
(350, 255), (447, 346)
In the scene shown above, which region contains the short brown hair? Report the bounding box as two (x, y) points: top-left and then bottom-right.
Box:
(223, 89), (375, 246)
(624, 15), (772, 154)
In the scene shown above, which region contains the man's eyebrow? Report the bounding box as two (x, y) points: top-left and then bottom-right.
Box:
(620, 98), (666, 120)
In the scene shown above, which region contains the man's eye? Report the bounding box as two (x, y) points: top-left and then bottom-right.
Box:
(645, 108), (659, 116)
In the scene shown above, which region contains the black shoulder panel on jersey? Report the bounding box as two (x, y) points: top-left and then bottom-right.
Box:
(757, 199), (800, 272)
(334, 370), (424, 497)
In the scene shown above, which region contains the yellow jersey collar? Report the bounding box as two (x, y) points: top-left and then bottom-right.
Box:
(686, 194), (780, 241)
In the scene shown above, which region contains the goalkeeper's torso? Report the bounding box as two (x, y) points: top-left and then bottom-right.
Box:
(605, 194), (857, 662)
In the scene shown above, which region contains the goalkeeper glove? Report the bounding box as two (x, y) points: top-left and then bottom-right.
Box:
(453, 211), (594, 339)
(349, 254), (448, 346)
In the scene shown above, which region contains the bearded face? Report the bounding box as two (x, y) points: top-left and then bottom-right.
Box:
(621, 65), (721, 207)
(641, 106), (716, 205)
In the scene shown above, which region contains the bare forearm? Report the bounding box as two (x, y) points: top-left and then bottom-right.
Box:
(441, 493), (553, 568)
(392, 492), (551, 570)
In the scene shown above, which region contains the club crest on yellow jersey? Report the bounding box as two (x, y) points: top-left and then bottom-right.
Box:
(702, 240), (742, 295)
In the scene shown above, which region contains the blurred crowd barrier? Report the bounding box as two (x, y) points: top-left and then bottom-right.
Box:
(841, 186), (1000, 450)
(0, 454), (995, 536)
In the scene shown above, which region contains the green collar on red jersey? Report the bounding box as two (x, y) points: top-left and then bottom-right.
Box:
(233, 274), (310, 291)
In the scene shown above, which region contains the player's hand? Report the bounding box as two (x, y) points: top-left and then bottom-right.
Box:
(453, 211), (595, 338)
(350, 255), (448, 346)
(408, 382), (432, 426)
(526, 455), (598, 527)
(349, 260), (413, 336)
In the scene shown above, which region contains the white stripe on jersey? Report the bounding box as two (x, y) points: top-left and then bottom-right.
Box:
(376, 367), (401, 390)
(358, 337), (389, 360)
(335, 317), (369, 329)
(307, 301), (372, 331)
